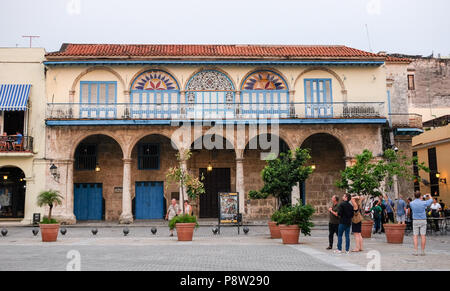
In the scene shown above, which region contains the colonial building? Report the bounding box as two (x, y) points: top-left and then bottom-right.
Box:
(42, 44), (417, 224)
(0, 48), (47, 224)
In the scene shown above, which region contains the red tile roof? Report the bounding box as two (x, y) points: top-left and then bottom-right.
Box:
(46, 43), (385, 60)
(385, 56), (412, 63)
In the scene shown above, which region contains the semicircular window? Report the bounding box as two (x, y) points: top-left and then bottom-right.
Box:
(130, 70), (180, 119)
(241, 70), (289, 118)
(185, 70), (235, 119)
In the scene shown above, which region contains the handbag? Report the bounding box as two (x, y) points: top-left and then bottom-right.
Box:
(352, 208), (363, 224)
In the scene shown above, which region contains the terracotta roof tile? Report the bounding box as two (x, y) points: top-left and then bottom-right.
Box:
(385, 56), (412, 63)
(46, 44), (384, 60)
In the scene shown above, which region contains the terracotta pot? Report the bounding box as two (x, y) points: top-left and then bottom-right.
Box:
(175, 223), (196, 241)
(361, 220), (374, 238)
(40, 224), (60, 242)
(268, 221), (281, 239)
(384, 223), (406, 244)
(279, 224), (300, 244)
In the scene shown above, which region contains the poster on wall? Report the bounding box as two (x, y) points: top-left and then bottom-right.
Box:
(218, 192), (241, 234)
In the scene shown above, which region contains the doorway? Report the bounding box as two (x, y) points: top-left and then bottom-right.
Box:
(0, 167), (26, 218)
(3, 111), (25, 135)
(74, 183), (104, 220)
(199, 168), (231, 218)
(134, 181), (164, 219)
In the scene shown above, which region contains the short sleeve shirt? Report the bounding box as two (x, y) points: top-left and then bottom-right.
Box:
(168, 204), (180, 220)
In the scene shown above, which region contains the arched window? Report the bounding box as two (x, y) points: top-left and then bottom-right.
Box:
(130, 70), (180, 119)
(241, 70), (289, 118)
(185, 70), (235, 119)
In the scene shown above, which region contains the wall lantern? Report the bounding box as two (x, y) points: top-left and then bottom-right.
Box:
(311, 165), (316, 170)
(50, 164), (60, 182)
(207, 163), (213, 172)
(95, 163), (101, 172)
(3, 175), (7, 180)
(436, 172), (440, 179)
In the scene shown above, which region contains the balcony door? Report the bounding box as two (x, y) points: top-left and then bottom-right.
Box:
(80, 81), (117, 119)
(304, 79), (333, 118)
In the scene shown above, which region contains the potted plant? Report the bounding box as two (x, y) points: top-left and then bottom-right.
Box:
(336, 149), (429, 242)
(248, 148), (314, 238)
(267, 209), (283, 239)
(168, 214), (199, 241)
(166, 150), (205, 241)
(272, 203), (315, 244)
(37, 190), (64, 242)
(384, 221), (407, 244)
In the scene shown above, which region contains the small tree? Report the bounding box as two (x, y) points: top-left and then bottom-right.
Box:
(335, 149), (429, 212)
(37, 190), (64, 223)
(249, 148), (314, 209)
(166, 149), (205, 214)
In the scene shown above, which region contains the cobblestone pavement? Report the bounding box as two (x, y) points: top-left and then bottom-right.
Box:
(0, 226), (448, 271)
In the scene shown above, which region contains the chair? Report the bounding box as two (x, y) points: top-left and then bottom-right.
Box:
(13, 137), (24, 151)
(0, 136), (7, 151)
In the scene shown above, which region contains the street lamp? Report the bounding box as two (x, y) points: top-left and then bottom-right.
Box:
(50, 164), (60, 182)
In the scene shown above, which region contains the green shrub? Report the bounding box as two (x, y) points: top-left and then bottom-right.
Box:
(272, 203), (315, 236)
(41, 217), (58, 224)
(168, 214), (199, 230)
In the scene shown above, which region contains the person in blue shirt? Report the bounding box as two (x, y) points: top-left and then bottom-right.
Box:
(396, 197), (407, 224)
(409, 192), (434, 256)
(383, 196), (395, 223)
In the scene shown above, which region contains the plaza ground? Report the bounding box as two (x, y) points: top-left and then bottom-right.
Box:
(0, 225), (449, 271)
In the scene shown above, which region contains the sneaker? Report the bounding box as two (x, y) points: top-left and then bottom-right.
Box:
(412, 251), (419, 256)
(334, 250), (342, 254)
(326, 246), (332, 250)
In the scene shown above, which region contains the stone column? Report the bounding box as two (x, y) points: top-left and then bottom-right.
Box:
(291, 183), (300, 205)
(119, 158), (133, 224)
(65, 159), (76, 223)
(236, 157), (245, 214)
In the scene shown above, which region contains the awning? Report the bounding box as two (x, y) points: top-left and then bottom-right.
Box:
(0, 84), (31, 111)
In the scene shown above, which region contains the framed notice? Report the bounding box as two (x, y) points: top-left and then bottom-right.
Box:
(218, 192), (241, 234)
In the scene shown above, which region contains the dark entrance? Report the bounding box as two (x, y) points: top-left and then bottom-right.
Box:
(0, 167), (26, 218)
(3, 111), (24, 135)
(199, 168), (231, 218)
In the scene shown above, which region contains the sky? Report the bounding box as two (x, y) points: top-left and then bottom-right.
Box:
(0, 0), (449, 56)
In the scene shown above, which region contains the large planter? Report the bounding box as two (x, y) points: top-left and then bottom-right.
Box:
(384, 223), (406, 244)
(361, 220), (374, 238)
(268, 221), (281, 239)
(279, 224), (300, 244)
(175, 223), (196, 241)
(40, 224), (60, 242)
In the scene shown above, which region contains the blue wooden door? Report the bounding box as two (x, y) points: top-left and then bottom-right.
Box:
(135, 182), (164, 219)
(74, 183), (103, 220)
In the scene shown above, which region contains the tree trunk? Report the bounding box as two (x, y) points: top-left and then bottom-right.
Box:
(48, 204), (53, 221)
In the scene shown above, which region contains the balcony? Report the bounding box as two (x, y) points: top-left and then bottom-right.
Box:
(46, 102), (386, 125)
(389, 113), (424, 136)
(0, 136), (34, 155)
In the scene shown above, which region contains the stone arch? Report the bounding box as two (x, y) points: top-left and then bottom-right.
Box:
(299, 131), (349, 159)
(240, 68), (290, 91)
(128, 67), (181, 91)
(246, 131), (296, 153)
(294, 67), (346, 93)
(0, 165), (28, 178)
(183, 67), (237, 91)
(189, 133), (236, 154)
(127, 131), (178, 159)
(70, 132), (125, 160)
(70, 66), (126, 93)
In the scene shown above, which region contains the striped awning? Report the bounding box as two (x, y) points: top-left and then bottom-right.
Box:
(0, 84), (31, 111)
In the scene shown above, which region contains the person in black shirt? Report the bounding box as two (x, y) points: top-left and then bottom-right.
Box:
(335, 193), (354, 254)
(327, 195), (340, 250)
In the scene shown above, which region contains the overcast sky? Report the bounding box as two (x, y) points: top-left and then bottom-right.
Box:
(1, 0), (449, 56)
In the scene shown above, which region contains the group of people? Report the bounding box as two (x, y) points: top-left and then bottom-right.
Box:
(327, 192), (444, 256)
(0, 132), (23, 151)
(327, 193), (365, 254)
(165, 199), (193, 236)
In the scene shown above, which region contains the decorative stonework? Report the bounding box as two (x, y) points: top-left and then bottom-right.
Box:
(131, 70), (179, 91)
(186, 70), (234, 102)
(242, 70), (287, 90)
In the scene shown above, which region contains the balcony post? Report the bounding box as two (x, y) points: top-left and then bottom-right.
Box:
(119, 158), (133, 224)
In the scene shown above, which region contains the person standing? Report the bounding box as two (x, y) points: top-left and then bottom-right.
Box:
(165, 198), (181, 236)
(396, 197), (407, 224)
(184, 200), (193, 216)
(370, 199), (383, 234)
(335, 193), (354, 254)
(410, 193), (434, 256)
(327, 195), (340, 250)
(383, 196), (395, 223)
(351, 195), (365, 252)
